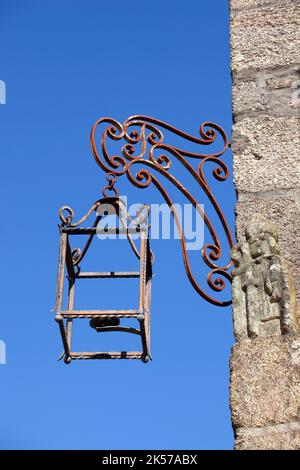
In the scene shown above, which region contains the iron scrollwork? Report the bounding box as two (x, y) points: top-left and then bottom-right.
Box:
(90, 115), (234, 307)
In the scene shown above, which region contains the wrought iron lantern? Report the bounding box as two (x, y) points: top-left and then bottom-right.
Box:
(55, 197), (152, 363)
(54, 115), (233, 363)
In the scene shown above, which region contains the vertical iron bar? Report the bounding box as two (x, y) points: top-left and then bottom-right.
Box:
(55, 231), (67, 313)
(138, 231), (147, 313)
(67, 278), (75, 349)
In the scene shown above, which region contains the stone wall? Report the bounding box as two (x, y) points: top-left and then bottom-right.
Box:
(230, 0), (300, 301)
(230, 336), (300, 449)
(230, 0), (300, 450)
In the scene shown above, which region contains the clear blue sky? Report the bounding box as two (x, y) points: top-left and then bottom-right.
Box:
(0, 0), (235, 449)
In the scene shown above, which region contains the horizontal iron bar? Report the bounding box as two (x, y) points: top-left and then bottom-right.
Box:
(62, 227), (146, 235)
(61, 309), (141, 319)
(92, 326), (141, 335)
(70, 351), (143, 360)
(76, 271), (140, 279)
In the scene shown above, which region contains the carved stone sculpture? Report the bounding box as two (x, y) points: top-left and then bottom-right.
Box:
(231, 216), (299, 341)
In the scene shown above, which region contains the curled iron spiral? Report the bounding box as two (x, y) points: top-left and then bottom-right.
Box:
(88, 115), (234, 306)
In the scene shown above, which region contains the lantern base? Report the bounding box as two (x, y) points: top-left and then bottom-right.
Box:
(90, 317), (120, 330)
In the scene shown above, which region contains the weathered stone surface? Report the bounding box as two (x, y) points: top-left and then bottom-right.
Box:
(230, 2), (300, 73)
(230, 335), (300, 429)
(235, 422), (300, 450)
(231, 0), (298, 11)
(230, 0), (300, 451)
(231, 215), (299, 342)
(232, 66), (300, 118)
(235, 194), (300, 300)
(232, 80), (265, 115)
(232, 115), (300, 194)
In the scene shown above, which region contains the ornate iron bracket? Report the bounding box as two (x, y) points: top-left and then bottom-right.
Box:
(54, 115), (234, 363)
(90, 115), (234, 307)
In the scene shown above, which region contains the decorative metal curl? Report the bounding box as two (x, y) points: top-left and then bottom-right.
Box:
(58, 196), (152, 267)
(90, 115), (233, 306)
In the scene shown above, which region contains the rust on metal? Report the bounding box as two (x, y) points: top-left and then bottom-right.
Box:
(54, 116), (233, 363)
(90, 115), (233, 306)
(55, 197), (152, 363)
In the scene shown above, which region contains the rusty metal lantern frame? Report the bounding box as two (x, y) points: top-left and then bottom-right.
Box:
(55, 197), (153, 363)
(55, 115), (234, 363)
